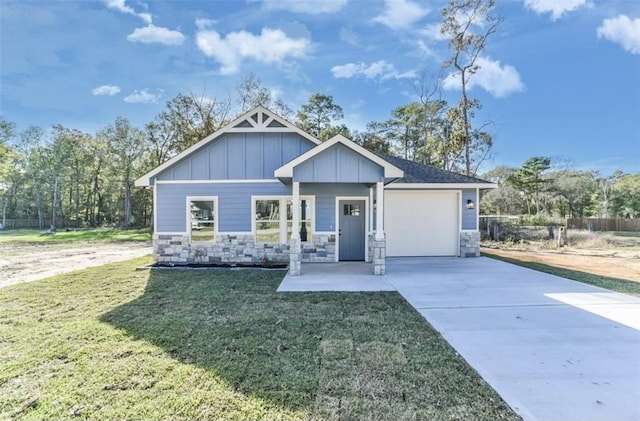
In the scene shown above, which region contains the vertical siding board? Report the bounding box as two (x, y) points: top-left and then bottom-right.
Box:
(173, 160), (191, 179)
(461, 188), (477, 230)
(292, 144), (384, 183)
(358, 157), (384, 182)
(191, 149), (208, 179)
(263, 132), (283, 178)
(243, 134), (263, 179)
(282, 133), (301, 164)
(339, 145), (360, 181)
(157, 169), (174, 181)
(209, 139), (227, 179)
(226, 134), (245, 179)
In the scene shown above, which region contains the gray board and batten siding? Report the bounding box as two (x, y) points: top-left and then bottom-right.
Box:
(156, 182), (370, 234)
(461, 188), (477, 230)
(156, 132), (315, 182)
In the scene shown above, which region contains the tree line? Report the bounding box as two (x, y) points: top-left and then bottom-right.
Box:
(0, 75), (486, 230)
(481, 157), (640, 221)
(7, 0), (633, 230)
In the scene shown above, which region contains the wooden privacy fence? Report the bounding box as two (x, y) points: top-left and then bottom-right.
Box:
(566, 218), (640, 232)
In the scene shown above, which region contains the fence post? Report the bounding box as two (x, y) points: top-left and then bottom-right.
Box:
(557, 227), (567, 247)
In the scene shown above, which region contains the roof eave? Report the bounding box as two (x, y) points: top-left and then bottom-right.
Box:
(386, 182), (497, 189)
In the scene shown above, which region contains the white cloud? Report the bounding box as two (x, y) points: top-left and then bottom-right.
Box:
(597, 15), (640, 55)
(92, 85), (121, 96)
(196, 27), (310, 75)
(124, 89), (162, 104)
(258, 0), (347, 14)
(523, 0), (589, 21)
(372, 0), (429, 30)
(104, 0), (152, 24)
(331, 60), (416, 81)
(418, 23), (447, 41)
(340, 27), (360, 47)
(443, 57), (524, 98)
(195, 18), (216, 30)
(127, 25), (186, 45)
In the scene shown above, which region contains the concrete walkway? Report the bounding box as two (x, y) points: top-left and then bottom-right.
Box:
(277, 257), (640, 421)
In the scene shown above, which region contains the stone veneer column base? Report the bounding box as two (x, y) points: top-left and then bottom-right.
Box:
(459, 231), (480, 257)
(371, 236), (386, 275)
(289, 237), (301, 276)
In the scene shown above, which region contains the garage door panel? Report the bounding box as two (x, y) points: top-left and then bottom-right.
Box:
(385, 191), (459, 257)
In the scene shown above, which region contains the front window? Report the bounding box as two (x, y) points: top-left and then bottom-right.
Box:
(255, 199), (281, 243)
(189, 198), (216, 242)
(254, 197), (313, 243)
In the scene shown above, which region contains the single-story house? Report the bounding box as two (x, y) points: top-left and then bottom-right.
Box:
(135, 106), (496, 275)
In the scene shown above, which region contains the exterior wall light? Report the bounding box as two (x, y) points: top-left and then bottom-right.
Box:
(466, 199), (475, 210)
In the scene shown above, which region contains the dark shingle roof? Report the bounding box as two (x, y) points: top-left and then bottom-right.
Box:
(378, 153), (493, 184)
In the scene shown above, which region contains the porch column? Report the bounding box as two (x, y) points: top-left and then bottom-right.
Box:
(375, 181), (384, 239)
(373, 181), (386, 275)
(369, 187), (374, 233)
(289, 181), (301, 276)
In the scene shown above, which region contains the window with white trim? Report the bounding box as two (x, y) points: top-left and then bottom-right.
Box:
(188, 198), (216, 242)
(254, 196), (313, 243)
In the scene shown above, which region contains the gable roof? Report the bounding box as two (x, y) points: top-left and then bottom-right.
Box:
(274, 134), (404, 181)
(379, 154), (497, 188)
(135, 106), (321, 187)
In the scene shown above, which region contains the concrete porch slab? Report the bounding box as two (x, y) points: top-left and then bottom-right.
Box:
(276, 262), (396, 292)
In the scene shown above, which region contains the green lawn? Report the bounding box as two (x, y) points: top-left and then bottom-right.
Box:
(612, 231), (640, 238)
(483, 253), (640, 298)
(0, 228), (151, 243)
(0, 258), (519, 420)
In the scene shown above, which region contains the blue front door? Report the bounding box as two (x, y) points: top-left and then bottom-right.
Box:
(338, 200), (365, 261)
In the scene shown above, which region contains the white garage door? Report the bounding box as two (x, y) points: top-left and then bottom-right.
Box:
(385, 190), (459, 257)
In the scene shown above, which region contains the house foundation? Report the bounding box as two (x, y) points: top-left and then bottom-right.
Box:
(459, 231), (481, 257)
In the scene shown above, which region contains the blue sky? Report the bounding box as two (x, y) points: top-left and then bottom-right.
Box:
(1, 0), (639, 175)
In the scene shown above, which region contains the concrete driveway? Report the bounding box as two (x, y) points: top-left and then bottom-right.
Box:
(384, 257), (640, 421)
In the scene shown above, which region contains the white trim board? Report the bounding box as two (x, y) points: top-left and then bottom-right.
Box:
(155, 179), (282, 185)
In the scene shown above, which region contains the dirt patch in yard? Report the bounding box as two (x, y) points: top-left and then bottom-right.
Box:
(482, 247), (640, 283)
(0, 241), (152, 288)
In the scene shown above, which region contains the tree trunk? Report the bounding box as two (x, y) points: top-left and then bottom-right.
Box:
(2, 197), (7, 229)
(460, 70), (471, 176)
(36, 192), (43, 229)
(51, 176), (58, 231)
(123, 186), (132, 228)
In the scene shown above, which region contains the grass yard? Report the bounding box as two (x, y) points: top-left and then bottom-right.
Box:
(0, 258), (519, 420)
(483, 252), (640, 297)
(0, 228), (151, 243)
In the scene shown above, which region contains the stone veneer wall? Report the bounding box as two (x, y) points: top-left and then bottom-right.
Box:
(459, 231), (480, 257)
(301, 233), (336, 263)
(368, 233), (386, 275)
(154, 233), (336, 265)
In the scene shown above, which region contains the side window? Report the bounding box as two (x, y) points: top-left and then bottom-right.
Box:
(189, 199), (215, 242)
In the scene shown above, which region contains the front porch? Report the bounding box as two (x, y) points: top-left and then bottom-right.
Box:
(276, 135), (403, 277)
(277, 262), (396, 292)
